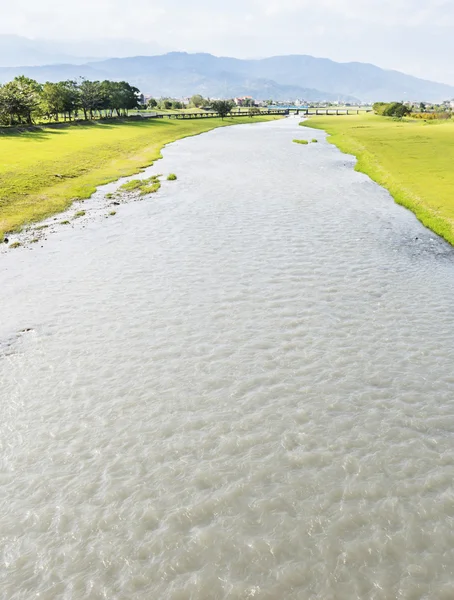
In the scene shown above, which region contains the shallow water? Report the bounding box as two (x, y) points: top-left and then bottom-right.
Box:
(1, 117), (454, 600)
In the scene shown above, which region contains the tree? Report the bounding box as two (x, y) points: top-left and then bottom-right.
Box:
(372, 102), (388, 115)
(60, 80), (80, 121)
(248, 107), (261, 117)
(382, 102), (410, 118)
(172, 100), (183, 109)
(190, 94), (204, 108)
(119, 81), (141, 114)
(0, 83), (21, 125)
(0, 76), (42, 125)
(419, 102), (426, 112)
(0, 75), (142, 126)
(394, 104), (411, 118)
(41, 82), (66, 121)
(158, 98), (172, 110)
(147, 97), (157, 109)
(211, 99), (234, 120)
(78, 79), (103, 119)
(99, 80), (140, 117)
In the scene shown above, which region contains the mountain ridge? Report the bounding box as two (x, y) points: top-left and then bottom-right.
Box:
(0, 50), (453, 102)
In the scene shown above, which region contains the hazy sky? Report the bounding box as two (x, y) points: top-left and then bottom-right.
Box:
(1, 0), (453, 83)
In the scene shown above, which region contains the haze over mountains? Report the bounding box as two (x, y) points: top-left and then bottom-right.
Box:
(1, 36), (453, 103)
(0, 35), (166, 67)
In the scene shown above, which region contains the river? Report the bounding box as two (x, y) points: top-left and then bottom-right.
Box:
(1, 117), (454, 599)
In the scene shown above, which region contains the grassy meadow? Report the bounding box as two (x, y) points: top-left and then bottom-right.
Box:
(302, 113), (454, 245)
(0, 115), (280, 237)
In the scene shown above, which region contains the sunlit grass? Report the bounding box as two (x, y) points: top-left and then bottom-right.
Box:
(0, 115), (281, 236)
(120, 174), (161, 196)
(302, 113), (454, 245)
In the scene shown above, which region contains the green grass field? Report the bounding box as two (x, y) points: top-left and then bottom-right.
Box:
(0, 115), (280, 237)
(302, 113), (454, 245)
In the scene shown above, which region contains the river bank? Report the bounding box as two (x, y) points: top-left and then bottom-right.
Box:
(302, 114), (454, 245)
(0, 115), (281, 241)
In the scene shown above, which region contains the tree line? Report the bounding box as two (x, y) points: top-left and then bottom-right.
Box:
(373, 101), (452, 119)
(146, 94), (207, 110)
(373, 102), (411, 118)
(0, 76), (141, 126)
(0, 76), (263, 126)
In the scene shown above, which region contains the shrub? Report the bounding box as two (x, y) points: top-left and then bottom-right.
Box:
(74, 210), (86, 218)
(9, 241), (21, 248)
(293, 139), (309, 145)
(167, 173), (177, 180)
(411, 112), (451, 120)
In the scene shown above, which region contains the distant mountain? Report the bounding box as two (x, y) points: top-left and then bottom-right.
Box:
(1, 51), (453, 102)
(0, 35), (165, 67)
(0, 35), (86, 67)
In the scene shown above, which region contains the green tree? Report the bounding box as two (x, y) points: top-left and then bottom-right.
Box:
(211, 99), (234, 120)
(372, 102), (388, 115)
(99, 80), (139, 117)
(158, 98), (172, 110)
(394, 104), (411, 118)
(190, 94), (204, 108)
(248, 107), (261, 117)
(0, 76), (42, 124)
(147, 97), (157, 109)
(78, 79), (103, 119)
(61, 80), (80, 121)
(383, 102), (410, 118)
(0, 83), (21, 125)
(41, 82), (66, 121)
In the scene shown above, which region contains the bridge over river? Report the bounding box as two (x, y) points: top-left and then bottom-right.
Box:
(139, 107), (373, 120)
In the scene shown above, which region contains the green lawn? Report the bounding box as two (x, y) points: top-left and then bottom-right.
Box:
(302, 114), (454, 245)
(0, 115), (280, 237)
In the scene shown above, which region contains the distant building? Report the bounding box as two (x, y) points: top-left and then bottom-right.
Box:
(234, 96), (254, 106)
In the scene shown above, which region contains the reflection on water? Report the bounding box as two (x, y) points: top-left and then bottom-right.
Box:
(1, 118), (454, 599)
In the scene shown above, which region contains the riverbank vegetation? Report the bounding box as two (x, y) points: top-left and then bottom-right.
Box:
(373, 101), (451, 120)
(0, 77), (271, 128)
(120, 174), (162, 196)
(302, 113), (454, 245)
(372, 102), (411, 118)
(0, 76), (141, 125)
(0, 115), (281, 237)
